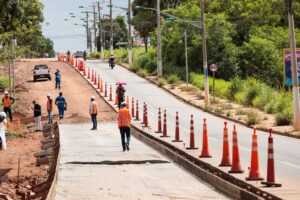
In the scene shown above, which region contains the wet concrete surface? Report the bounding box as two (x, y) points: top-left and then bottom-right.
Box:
(53, 123), (229, 200)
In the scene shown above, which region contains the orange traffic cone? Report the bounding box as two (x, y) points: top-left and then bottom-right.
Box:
(109, 85), (113, 101)
(229, 125), (244, 173)
(94, 72), (97, 85)
(135, 100), (140, 121)
(186, 115), (198, 149)
(199, 118), (212, 158)
(155, 108), (162, 133)
(126, 96), (129, 109)
(114, 94), (118, 105)
(246, 127), (264, 181)
(104, 82), (108, 97)
(172, 112), (182, 142)
(88, 67), (90, 79)
(131, 97), (135, 117)
(97, 76), (100, 89)
(161, 110), (169, 137)
(219, 122), (231, 166)
(91, 70), (94, 82)
(261, 129), (281, 187)
(142, 104), (149, 128)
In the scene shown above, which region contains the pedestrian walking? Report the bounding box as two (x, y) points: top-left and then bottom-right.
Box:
(0, 112), (7, 150)
(55, 92), (67, 119)
(116, 84), (126, 109)
(89, 96), (98, 130)
(32, 100), (42, 132)
(2, 91), (15, 122)
(47, 94), (53, 124)
(55, 69), (61, 89)
(117, 102), (131, 151)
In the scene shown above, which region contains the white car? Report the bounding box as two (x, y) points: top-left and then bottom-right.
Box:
(33, 64), (51, 82)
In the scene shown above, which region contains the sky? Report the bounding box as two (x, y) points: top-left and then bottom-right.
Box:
(41, 0), (128, 53)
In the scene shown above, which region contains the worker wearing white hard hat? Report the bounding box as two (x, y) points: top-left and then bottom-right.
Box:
(89, 96), (98, 130)
(0, 111), (7, 150)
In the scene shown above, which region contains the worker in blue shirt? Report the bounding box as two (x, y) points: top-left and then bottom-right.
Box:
(55, 92), (67, 119)
(55, 69), (61, 89)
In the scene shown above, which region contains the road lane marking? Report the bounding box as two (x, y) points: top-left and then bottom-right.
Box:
(281, 161), (300, 169)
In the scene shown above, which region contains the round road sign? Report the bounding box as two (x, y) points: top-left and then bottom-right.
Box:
(210, 64), (218, 72)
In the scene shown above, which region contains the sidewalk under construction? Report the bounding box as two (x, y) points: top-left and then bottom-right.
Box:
(50, 123), (228, 200)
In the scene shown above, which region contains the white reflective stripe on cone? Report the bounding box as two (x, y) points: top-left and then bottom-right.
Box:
(233, 142), (237, 146)
(268, 154), (274, 159)
(268, 143), (273, 149)
(252, 147), (258, 151)
(253, 138), (257, 143)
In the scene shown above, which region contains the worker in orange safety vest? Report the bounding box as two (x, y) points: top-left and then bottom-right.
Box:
(117, 102), (131, 151)
(2, 91), (15, 122)
(89, 96), (98, 130)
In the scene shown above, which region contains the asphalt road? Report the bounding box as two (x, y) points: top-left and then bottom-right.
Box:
(53, 123), (229, 200)
(87, 60), (300, 199)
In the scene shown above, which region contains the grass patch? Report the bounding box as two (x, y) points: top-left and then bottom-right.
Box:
(275, 108), (292, 125)
(167, 74), (180, 85)
(158, 78), (167, 87)
(246, 110), (261, 126)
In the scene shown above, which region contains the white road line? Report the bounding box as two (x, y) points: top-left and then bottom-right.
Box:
(281, 161), (300, 169)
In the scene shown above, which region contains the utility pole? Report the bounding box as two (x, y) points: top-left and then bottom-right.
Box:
(110, 0), (114, 55)
(287, 0), (300, 130)
(82, 11), (89, 51)
(128, 0), (133, 65)
(157, 0), (162, 77)
(93, 5), (97, 52)
(184, 30), (189, 88)
(98, 1), (104, 59)
(89, 27), (92, 51)
(200, 0), (210, 105)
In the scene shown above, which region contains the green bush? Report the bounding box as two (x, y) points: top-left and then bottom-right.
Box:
(264, 100), (276, 114)
(167, 74), (180, 85)
(158, 78), (167, 87)
(137, 68), (148, 77)
(89, 51), (101, 59)
(129, 63), (139, 73)
(275, 108), (292, 125)
(274, 93), (292, 113)
(252, 85), (274, 110)
(227, 77), (243, 100)
(243, 78), (261, 105)
(246, 110), (261, 126)
(0, 76), (9, 91)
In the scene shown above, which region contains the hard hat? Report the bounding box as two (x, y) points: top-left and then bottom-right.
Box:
(91, 96), (96, 100)
(0, 112), (7, 118)
(47, 94), (51, 97)
(4, 91), (8, 95)
(121, 102), (127, 107)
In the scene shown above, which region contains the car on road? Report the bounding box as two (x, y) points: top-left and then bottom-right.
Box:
(74, 51), (84, 58)
(33, 64), (51, 82)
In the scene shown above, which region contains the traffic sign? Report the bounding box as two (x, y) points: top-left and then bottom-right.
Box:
(210, 64), (217, 72)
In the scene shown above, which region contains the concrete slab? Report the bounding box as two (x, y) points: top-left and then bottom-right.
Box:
(53, 123), (229, 200)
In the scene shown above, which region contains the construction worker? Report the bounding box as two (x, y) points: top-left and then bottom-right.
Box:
(55, 92), (67, 119)
(89, 96), (98, 130)
(55, 69), (61, 89)
(116, 84), (126, 109)
(117, 102), (131, 151)
(2, 91), (15, 122)
(47, 94), (53, 124)
(0, 112), (7, 150)
(32, 100), (42, 132)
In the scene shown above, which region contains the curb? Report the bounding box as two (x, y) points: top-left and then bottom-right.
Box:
(117, 63), (300, 139)
(64, 61), (280, 200)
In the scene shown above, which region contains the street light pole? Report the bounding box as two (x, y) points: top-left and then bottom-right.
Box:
(85, 12), (89, 50)
(93, 5), (97, 52)
(157, 0), (163, 77)
(200, 0), (210, 105)
(128, 0), (133, 65)
(110, 0), (114, 55)
(98, 2), (104, 59)
(287, 0), (300, 130)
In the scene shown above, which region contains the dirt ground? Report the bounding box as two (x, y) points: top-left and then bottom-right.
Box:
(0, 59), (115, 199)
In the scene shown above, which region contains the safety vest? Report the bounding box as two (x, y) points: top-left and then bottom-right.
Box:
(90, 101), (98, 115)
(47, 99), (53, 111)
(118, 108), (131, 128)
(3, 97), (12, 107)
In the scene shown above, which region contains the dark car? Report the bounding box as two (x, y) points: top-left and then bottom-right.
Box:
(74, 51), (84, 58)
